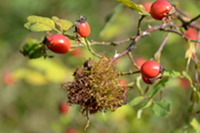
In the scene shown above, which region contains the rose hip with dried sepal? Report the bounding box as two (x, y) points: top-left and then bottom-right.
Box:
(46, 34), (71, 54)
(141, 60), (162, 78)
(75, 16), (91, 38)
(142, 75), (155, 84)
(150, 0), (174, 20)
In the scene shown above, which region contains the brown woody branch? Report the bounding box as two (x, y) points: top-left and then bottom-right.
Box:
(120, 70), (140, 76)
(112, 22), (176, 60)
(173, 5), (200, 30)
(161, 28), (200, 43)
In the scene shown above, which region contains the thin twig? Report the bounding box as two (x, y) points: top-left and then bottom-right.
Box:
(127, 52), (140, 70)
(113, 22), (176, 60)
(161, 28), (200, 43)
(186, 14), (200, 26)
(173, 5), (189, 17)
(174, 12), (200, 30)
(84, 38), (102, 58)
(120, 70), (140, 76)
(194, 33), (200, 89)
(71, 37), (135, 48)
(91, 37), (134, 46)
(137, 15), (146, 35)
(84, 111), (90, 131)
(153, 32), (170, 61)
(194, 64), (200, 90)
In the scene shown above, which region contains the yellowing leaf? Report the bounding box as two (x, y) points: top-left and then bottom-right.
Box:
(52, 16), (73, 32)
(25, 70), (48, 85)
(27, 58), (72, 83)
(13, 69), (29, 80)
(27, 15), (55, 28)
(190, 118), (200, 132)
(24, 22), (54, 32)
(13, 58), (73, 85)
(13, 69), (48, 85)
(24, 15), (55, 32)
(185, 42), (196, 71)
(110, 105), (133, 120)
(185, 42), (196, 59)
(117, 0), (143, 13)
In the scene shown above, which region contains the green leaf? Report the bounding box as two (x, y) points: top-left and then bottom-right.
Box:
(152, 99), (171, 117)
(52, 16), (73, 32)
(190, 118), (200, 132)
(117, 0), (144, 14)
(21, 41), (43, 59)
(24, 15), (55, 32)
(164, 70), (182, 78)
(129, 96), (144, 106)
(148, 77), (169, 98)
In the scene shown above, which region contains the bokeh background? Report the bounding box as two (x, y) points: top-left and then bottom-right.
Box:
(0, 0), (200, 133)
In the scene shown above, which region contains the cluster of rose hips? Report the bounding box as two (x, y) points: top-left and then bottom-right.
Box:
(21, 0), (199, 87)
(140, 0), (198, 84)
(45, 16), (90, 54)
(142, 0), (198, 40)
(143, 0), (198, 38)
(45, 0), (173, 55)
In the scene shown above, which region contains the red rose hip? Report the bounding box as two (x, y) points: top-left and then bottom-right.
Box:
(75, 16), (91, 37)
(70, 48), (82, 57)
(142, 76), (154, 84)
(59, 102), (69, 114)
(150, 0), (173, 20)
(119, 79), (127, 94)
(185, 27), (198, 40)
(135, 57), (146, 68)
(141, 60), (161, 78)
(142, 1), (152, 13)
(47, 34), (71, 54)
(66, 129), (78, 133)
(119, 79), (127, 87)
(3, 72), (14, 85)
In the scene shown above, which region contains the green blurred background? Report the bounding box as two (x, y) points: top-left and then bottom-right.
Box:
(0, 0), (200, 133)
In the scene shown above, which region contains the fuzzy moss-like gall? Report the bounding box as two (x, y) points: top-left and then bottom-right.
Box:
(63, 57), (127, 114)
